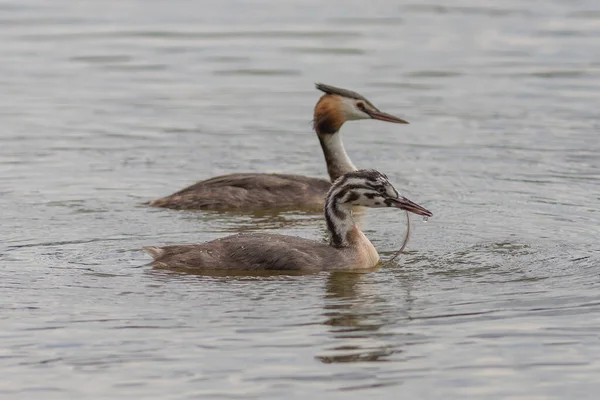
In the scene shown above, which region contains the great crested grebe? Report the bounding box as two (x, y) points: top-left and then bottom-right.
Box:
(144, 170), (432, 271)
(149, 84), (408, 211)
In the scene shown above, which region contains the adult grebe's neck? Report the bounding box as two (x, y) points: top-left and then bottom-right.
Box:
(313, 94), (358, 182)
(317, 132), (357, 182)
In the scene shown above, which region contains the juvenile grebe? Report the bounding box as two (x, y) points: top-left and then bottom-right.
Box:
(149, 84), (408, 211)
(144, 170), (432, 271)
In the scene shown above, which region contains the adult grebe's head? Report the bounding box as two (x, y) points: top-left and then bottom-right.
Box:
(313, 83), (409, 134)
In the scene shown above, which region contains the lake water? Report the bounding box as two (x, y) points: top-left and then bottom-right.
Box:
(1, 0), (599, 398)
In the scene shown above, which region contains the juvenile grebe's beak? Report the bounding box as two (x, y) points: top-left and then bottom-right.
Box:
(388, 196), (432, 217)
(366, 110), (409, 124)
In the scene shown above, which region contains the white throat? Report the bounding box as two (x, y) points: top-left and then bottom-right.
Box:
(319, 132), (357, 182)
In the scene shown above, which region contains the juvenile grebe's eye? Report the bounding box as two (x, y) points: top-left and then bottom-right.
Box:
(377, 186), (387, 194)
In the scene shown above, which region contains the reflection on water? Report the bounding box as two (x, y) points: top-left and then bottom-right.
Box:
(1, 0), (600, 398)
(318, 272), (402, 363)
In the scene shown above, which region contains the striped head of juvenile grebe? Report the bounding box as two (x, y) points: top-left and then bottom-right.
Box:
(324, 169), (432, 248)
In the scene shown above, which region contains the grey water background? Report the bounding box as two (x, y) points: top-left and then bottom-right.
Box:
(1, 0), (599, 398)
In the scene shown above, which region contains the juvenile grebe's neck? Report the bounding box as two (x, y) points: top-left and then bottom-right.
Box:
(324, 201), (355, 248)
(324, 181), (361, 247)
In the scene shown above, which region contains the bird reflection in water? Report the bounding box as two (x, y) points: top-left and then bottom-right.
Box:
(316, 271), (413, 364)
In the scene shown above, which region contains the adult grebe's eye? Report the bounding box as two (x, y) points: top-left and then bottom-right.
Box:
(356, 102), (366, 110)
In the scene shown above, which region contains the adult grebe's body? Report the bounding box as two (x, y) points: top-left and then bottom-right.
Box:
(145, 170), (432, 271)
(149, 84), (408, 211)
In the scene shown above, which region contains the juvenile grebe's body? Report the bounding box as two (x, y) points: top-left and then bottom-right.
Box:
(145, 170), (432, 271)
(149, 84), (408, 211)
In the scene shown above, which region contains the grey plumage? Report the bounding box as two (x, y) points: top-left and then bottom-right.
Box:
(149, 173), (330, 210)
(145, 232), (358, 271)
(145, 169), (433, 271)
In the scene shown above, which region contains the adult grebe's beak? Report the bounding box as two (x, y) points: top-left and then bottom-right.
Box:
(366, 109), (409, 124)
(388, 196), (432, 217)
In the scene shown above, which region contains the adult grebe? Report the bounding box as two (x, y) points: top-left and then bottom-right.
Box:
(145, 170), (431, 271)
(149, 84), (408, 211)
